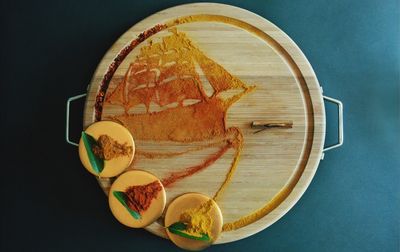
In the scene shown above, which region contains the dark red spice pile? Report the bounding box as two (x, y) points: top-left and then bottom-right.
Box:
(125, 180), (162, 213)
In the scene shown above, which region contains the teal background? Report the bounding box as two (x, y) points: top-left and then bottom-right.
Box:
(1, 0), (399, 251)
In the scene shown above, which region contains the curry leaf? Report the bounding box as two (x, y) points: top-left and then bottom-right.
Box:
(168, 221), (187, 231)
(113, 191), (141, 220)
(167, 222), (210, 241)
(81, 131), (104, 174)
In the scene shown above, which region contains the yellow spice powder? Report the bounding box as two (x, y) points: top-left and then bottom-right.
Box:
(179, 201), (214, 239)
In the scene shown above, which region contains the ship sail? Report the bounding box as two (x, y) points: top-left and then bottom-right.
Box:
(106, 28), (253, 114)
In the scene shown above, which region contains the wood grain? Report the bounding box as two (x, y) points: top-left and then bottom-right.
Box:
(83, 3), (325, 244)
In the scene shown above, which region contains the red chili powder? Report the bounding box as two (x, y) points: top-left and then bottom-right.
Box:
(125, 181), (162, 213)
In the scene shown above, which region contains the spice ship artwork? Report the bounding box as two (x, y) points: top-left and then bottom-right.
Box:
(102, 28), (255, 200)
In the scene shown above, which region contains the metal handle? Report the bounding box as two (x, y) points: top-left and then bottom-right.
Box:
(323, 95), (344, 155)
(66, 93), (87, 146)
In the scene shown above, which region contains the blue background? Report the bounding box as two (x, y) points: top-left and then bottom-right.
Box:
(1, 0), (399, 251)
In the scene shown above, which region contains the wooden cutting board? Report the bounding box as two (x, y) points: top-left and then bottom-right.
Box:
(83, 3), (325, 244)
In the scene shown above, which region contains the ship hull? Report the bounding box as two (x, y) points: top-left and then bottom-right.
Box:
(113, 96), (228, 142)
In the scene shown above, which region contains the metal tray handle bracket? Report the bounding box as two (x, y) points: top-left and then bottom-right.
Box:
(66, 93), (87, 146)
(321, 94), (344, 160)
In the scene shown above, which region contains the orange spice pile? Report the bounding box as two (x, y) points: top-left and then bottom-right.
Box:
(92, 134), (132, 160)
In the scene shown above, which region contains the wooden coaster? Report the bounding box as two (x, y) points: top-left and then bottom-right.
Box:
(165, 193), (223, 250)
(79, 121), (135, 177)
(109, 170), (166, 228)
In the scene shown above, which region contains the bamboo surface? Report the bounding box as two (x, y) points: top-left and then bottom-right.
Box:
(83, 3), (325, 244)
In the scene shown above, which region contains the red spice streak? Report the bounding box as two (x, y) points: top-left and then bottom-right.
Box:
(94, 24), (167, 121)
(161, 143), (231, 186)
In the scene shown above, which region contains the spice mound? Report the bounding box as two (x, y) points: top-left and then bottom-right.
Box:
(92, 134), (133, 160)
(179, 201), (214, 239)
(125, 181), (162, 213)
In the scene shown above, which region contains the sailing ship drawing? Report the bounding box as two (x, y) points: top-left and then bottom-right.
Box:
(104, 28), (255, 188)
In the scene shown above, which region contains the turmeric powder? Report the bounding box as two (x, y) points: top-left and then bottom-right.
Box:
(178, 200), (214, 239)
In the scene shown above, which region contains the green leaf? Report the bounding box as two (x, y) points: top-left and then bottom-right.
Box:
(168, 221), (187, 231)
(167, 222), (210, 242)
(113, 191), (141, 220)
(81, 131), (104, 174)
